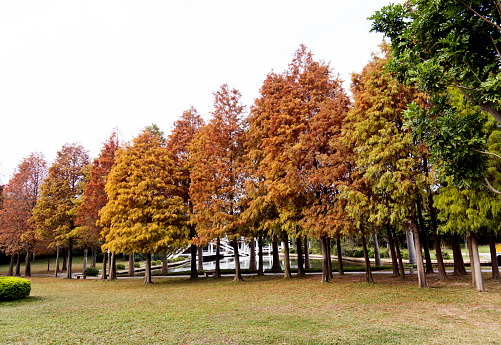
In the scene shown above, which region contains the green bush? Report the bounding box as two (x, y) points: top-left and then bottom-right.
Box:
(401, 251), (409, 260)
(134, 262), (140, 268)
(379, 248), (389, 258)
(152, 254), (164, 261)
(83, 267), (99, 276)
(0, 277), (31, 301)
(167, 256), (186, 263)
(442, 251), (450, 260)
(115, 263), (125, 270)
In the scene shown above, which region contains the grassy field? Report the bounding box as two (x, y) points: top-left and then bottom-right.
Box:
(1, 272), (501, 344)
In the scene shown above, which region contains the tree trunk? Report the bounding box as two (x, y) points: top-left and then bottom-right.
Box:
(296, 236), (304, 277)
(62, 247), (67, 271)
(416, 199), (433, 273)
(361, 233), (374, 283)
(373, 231), (381, 267)
(25, 249), (31, 277)
(66, 244), (73, 279)
(92, 248), (97, 268)
(190, 244), (197, 279)
(321, 236), (331, 282)
(467, 235), (475, 285)
(83, 247), (88, 272)
(337, 233), (344, 275)
(451, 235), (467, 275)
(8, 255), (15, 276)
(55, 245), (60, 277)
(392, 227), (406, 278)
(428, 191), (447, 280)
(271, 236), (282, 272)
(304, 235), (310, 270)
(327, 237), (333, 279)
(15, 253), (21, 276)
(470, 234), (485, 292)
(108, 252), (116, 280)
(102, 250), (107, 280)
(233, 239), (243, 282)
(129, 254), (135, 277)
(162, 254), (168, 275)
(386, 224), (399, 277)
(249, 238), (257, 271)
(258, 235), (264, 276)
(197, 246), (203, 272)
(408, 218), (429, 288)
(489, 234), (500, 279)
(47, 257), (50, 272)
(406, 228), (417, 265)
(282, 232), (292, 279)
(215, 237), (221, 278)
(144, 254), (152, 284)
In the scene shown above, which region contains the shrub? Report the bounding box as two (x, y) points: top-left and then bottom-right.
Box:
(134, 253), (146, 261)
(401, 251), (409, 260)
(134, 262), (140, 268)
(83, 267), (99, 276)
(0, 277), (31, 301)
(379, 249), (389, 258)
(115, 263), (125, 270)
(442, 251), (450, 260)
(152, 254), (163, 261)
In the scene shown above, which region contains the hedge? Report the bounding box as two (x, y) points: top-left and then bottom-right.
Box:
(0, 277), (31, 301)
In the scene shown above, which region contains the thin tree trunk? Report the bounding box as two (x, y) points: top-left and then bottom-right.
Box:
(15, 253), (21, 276)
(62, 247), (67, 271)
(416, 199), (433, 273)
(327, 237), (333, 279)
(8, 255), (15, 276)
(144, 253), (152, 284)
(373, 231), (381, 267)
(282, 232), (292, 279)
(321, 235), (331, 282)
(129, 254), (135, 277)
(92, 248), (97, 268)
(108, 252), (116, 280)
(296, 236), (304, 277)
(451, 235), (467, 275)
(190, 244), (197, 279)
(249, 238), (257, 271)
(470, 234), (485, 292)
(83, 247), (88, 272)
(258, 235), (264, 276)
(489, 234), (500, 279)
(428, 191), (447, 280)
(409, 218), (429, 288)
(304, 235), (310, 270)
(386, 224), (399, 277)
(25, 249), (31, 277)
(197, 246), (203, 272)
(47, 257), (50, 272)
(66, 244), (73, 279)
(55, 246), (60, 277)
(392, 227), (406, 278)
(215, 237), (221, 278)
(337, 233), (344, 275)
(406, 228), (417, 265)
(162, 254), (168, 275)
(361, 233), (374, 283)
(467, 235), (476, 285)
(233, 239), (243, 282)
(271, 236), (282, 272)
(102, 250), (107, 280)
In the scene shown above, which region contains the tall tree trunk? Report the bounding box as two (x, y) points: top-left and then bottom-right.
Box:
(162, 254), (168, 275)
(92, 248), (97, 268)
(258, 235), (264, 276)
(129, 254), (135, 277)
(271, 236), (282, 272)
(83, 247), (88, 272)
(321, 235), (331, 282)
(304, 235), (310, 270)
(470, 234), (485, 292)
(406, 228), (417, 265)
(66, 243), (73, 279)
(296, 236), (304, 277)
(428, 192), (447, 280)
(392, 227), (406, 278)
(373, 231), (381, 267)
(55, 246), (60, 277)
(249, 238), (257, 271)
(215, 237), (221, 278)
(233, 239), (243, 282)
(467, 235), (476, 285)
(8, 255), (15, 276)
(190, 244), (197, 279)
(327, 237), (333, 279)
(101, 250), (107, 280)
(47, 257), (50, 272)
(386, 224), (399, 277)
(25, 249), (31, 277)
(361, 233), (374, 283)
(282, 232), (292, 279)
(408, 218), (429, 288)
(108, 252), (116, 280)
(62, 247), (67, 271)
(197, 246), (203, 272)
(416, 199), (433, 273)
(451, 235), (467, 275)
(489, 234), (500, 279)
(337, 233), (344, 275)
(144, 253), (152, 284)
(15, 253), (21, 276)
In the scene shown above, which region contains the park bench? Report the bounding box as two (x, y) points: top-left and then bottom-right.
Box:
(404, 266), (414, 275)
(203, 270), (215, 278)
(75, 274), (86, 279)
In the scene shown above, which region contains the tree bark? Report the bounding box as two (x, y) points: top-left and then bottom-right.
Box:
(108, 252), (116, 280)
(15, 253), (21, 276)
(282, 232), (292, 279)
(271, 236), (282, 272)
(470, 234), (485, 292)
(467, 235), (476, 285)
(406, 228), (417, 265)
(337, 233), (344, 275)
(83, 247), (88, 272)
(258, 235), (264, 276)
(92, 248), (97, 268)
(190, 244), (197, 279)
(428, 192), (447, 280)
(102, 250), (107, 280)
(215, 237), (221, 278)
(392, 227), (406, 278)
(47, 257), (50, 272)
(249, 238), (257, 271)
(144, 253), (152, 284)
(8, 255), (15, 276)
(327, 237), (333, 279)
(408, 218), (429, 288)
(232, 239), (243, 282)
(304, 235), (310, 270)
(66, 243), (73, 279)
(62, 247), (67, 271)
(129, 254), (135, 277)
(55, 245), (60, 277)
(489, 234), (500, 279)
(416, 199), (433, 273)
(451, 235), (467, 275)
(321, 235), (331, 282)
(361, 233), (374, 283)
(373, 231), (381, 267)
(296, 236), (304, 277)
(386, 224), (399, 277)
(197, 246), (204, 272)
(25, 249), (31, 277)
(162, 254), (168, 275)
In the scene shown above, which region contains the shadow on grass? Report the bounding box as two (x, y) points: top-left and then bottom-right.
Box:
(0, 295), (45, 306)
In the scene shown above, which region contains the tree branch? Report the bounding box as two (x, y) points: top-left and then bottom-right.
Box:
(496, 0), (501, 18)
(490, 35), (501, 60)
(482, 178), (501, 195)
(472, 148), (501, 160)
(458, 0), (501, 32)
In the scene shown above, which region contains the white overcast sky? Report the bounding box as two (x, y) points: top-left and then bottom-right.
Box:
(0, 0), (394, 183)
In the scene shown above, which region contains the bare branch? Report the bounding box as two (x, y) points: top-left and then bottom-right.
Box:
(472, 148), (501, 160)
(496, 0), (501, 18)
(490, 35), (501, 60)
(483, 178), (501, 195)
(458, 0), (501, 32)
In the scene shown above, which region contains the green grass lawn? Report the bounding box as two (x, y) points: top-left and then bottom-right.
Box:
(1, 273), (501, 344)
